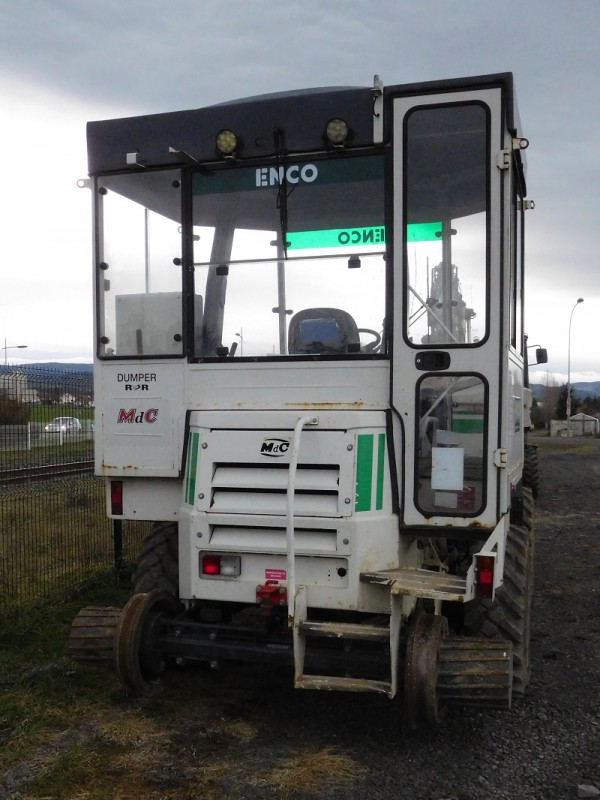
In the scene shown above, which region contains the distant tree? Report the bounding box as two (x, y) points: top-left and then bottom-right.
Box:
(580, 396), (600, 416)
(530, 396), (545, 429)
(535, 373), (562, 428)
(0, 396), (28, 424)
(555, 384), (579, 420)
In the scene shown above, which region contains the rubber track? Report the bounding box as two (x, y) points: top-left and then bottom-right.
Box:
(463, 487), (535, 695)
(523, 444), (540, 499)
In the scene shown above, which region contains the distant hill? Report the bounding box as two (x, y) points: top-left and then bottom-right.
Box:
(531, 381), (600, 399)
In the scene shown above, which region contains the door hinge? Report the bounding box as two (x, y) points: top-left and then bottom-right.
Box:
(497, 137), (529, 171)
(497, 150), (511, 170)
(493, 448), (508, 468)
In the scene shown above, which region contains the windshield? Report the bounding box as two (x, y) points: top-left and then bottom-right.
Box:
(192, 155), (386, 358)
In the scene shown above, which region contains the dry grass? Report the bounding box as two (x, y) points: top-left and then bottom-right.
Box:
(252, 745), (368, 796)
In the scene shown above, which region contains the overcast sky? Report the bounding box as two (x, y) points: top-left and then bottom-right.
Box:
(1, 0), (598, 384)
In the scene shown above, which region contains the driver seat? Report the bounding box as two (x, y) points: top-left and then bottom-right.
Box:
(288, 307), (360, 355)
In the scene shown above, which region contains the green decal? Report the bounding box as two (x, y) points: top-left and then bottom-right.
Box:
(407, 222), (442, 242)
(287, 225), (385, 250)
(355, 434), (374, 512)
(185, 431), (200, 505)
(286, 221), (441, 250)
(376, 433), (385, 510)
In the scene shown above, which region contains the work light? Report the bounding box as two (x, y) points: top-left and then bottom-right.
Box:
(216, 129), (238, 156)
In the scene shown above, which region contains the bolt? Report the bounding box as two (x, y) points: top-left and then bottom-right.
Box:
(345, 498), (351, 504)
(198, 493), (204, 499)
(209, 660), (220, 670)
(343, 538), (349, 545)
(347, 444), (353, 451)
(202, 442), (208, 449)
(197, 532), (203, 538)
(209, 632), (217, 641)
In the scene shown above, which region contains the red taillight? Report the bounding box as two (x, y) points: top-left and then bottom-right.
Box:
(202, 555), (221, 575)
(200, 554), (241, 577)
(110, 480), (123, 515)
(475, 553), (496, 598)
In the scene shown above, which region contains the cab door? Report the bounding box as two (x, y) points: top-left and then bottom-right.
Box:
(390, 85), (509, 529)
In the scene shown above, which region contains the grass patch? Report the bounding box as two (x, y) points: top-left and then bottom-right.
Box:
(0, 477), (146, 609)
(0, 576), (375, 799)
(252, 745), (368, 796)
(532, 436), (600, 455)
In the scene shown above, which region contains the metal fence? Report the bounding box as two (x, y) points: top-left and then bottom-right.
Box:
(0, 365), (145, 615)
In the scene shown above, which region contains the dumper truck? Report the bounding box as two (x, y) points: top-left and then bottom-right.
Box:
(71, 72), (537, 725)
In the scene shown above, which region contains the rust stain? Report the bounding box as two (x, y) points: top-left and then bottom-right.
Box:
(284, 401), (365, 409)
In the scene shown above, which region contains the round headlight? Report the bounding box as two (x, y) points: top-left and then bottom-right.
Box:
(326, 118), (349, 146)
(216, 129), (238, 155)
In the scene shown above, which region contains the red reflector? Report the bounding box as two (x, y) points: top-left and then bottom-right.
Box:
(202, 555), (221, 575)
(110, 480), (123, 515)
(475, 554), (495, 598)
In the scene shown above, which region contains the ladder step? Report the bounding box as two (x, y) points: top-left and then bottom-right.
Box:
(361, 567), (468, 601)
(296, 675), (392, 695)
(298, 619), (389, 642)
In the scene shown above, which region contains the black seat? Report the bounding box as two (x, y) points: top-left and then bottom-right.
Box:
(288, 307), (360, 355)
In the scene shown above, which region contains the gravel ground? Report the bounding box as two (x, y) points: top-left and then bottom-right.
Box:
(186, 435), (600, 800)
(4, 436), (599, 799)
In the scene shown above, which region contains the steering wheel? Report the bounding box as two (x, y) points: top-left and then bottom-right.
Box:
(358, 328), (382, 353)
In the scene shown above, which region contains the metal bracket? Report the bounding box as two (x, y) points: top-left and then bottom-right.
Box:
(126, 152), (146, 168)
(168, 146), (199, 164)
(512, 136), (529, 151)
(372, 74), (384, 144)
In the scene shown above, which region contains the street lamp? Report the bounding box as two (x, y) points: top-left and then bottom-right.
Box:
(566, 298), (584, 437)
(2, 338), (28, 365)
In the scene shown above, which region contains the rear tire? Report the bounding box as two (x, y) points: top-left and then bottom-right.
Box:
(463, 488), (535, 695)
(132, 522), (179, 597)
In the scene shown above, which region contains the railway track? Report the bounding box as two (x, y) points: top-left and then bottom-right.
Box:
(0, 461), (94, 484)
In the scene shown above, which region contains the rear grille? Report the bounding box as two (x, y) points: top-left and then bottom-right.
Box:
(211, 463), (341, 517)
(209, 524), (337, 553)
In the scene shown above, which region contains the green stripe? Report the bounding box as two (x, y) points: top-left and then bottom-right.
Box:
(355, 434), (374, 512)
(451, 419), (484, 433)
(186, 431), (200, 505)
(376, 433), (385, 510)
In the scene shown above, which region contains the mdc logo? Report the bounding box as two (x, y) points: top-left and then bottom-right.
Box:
(260, 438), (290, 457)
(117, 408), (158, 424)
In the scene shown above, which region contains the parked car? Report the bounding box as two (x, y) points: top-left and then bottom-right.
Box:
(45, 417), (82, 433)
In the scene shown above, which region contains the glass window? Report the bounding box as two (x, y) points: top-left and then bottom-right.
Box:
(96, 170), (183, 357)
(191, 156), (386, 358)
(416, 374), (487, 516)
(405, 104), (488, 347)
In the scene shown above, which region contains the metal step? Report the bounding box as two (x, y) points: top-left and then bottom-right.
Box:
(295, 675), (392, 694)
(298, 619), (389, 642)
(361, 567), (469, 602)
